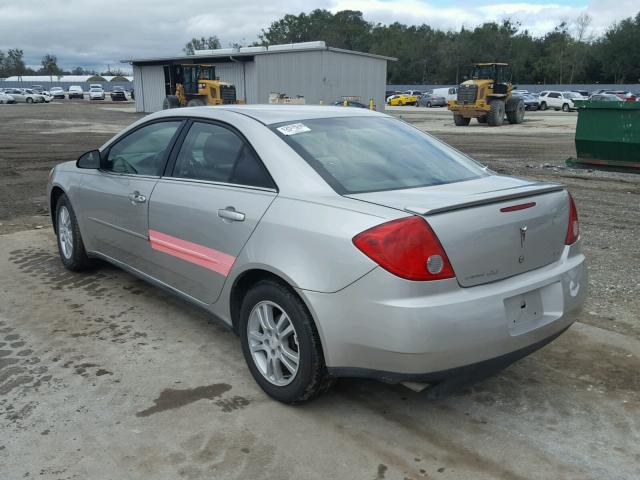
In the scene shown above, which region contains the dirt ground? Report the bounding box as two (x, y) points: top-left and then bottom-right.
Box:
(1, 102), (639, 479)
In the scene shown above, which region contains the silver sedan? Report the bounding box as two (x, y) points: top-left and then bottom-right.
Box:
(47, 106), (587, 403)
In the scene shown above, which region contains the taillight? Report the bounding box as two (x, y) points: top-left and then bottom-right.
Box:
(353, 216), (455, 281)
(565, 193), (579, 245)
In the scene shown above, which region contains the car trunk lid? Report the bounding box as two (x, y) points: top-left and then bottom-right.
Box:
(347, 176), (569, 287)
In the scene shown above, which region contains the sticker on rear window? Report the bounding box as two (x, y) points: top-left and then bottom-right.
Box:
(277, 123), (311, 136)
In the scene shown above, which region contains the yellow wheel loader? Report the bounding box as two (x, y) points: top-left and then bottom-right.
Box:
(447, 63), (524, 127)
(162, 64), (238, 109)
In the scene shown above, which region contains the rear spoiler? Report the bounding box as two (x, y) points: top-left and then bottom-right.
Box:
(405, 183), (564, 216)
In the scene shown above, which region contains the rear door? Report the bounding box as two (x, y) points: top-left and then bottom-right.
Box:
(78, 119), (184, 270)
(147, 120), (277, 304)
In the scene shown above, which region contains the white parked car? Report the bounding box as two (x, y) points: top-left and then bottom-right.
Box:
(0, 92), (16, 104)
(23, 88), (49, 103)
(538, 91), (585, 112)
(68, 85), (84, 99)
(2, 88), (44, 103)
(432, 87), (458, 102)
(50, 87), (65, 99)
(89, 87), (105, 100)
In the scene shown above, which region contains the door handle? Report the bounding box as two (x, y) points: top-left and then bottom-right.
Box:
(218, 207), (245, 222)
(128, 191), (146, 204)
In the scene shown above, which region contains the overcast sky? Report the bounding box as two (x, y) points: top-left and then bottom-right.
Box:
(0, 0), (637, 72)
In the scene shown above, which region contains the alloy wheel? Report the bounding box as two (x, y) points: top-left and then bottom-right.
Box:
(58, 206), (74, 259)
(247, 300), (300, 386)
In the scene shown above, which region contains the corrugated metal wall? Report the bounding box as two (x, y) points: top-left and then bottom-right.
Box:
(255, 51), (324, 103)
(133, 64), (165, 113)
(212, 62), (247, 102)
(254, 50), (387, 108)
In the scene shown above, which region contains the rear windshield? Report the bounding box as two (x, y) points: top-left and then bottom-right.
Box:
(272, 116), (487, 194)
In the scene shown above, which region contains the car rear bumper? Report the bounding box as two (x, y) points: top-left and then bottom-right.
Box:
(302, 244), (586, 378)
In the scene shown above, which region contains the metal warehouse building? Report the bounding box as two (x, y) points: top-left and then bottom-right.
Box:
(124, 41), (394, 113)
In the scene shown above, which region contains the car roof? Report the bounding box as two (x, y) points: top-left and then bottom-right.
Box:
(154, 105), (385, 125)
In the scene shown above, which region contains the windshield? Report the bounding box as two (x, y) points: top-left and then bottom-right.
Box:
(90, 88), (102, 92)
(272, 117), (488, 194)
(564, 92), (581, 98)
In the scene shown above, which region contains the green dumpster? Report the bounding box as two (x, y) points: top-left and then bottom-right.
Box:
(573, 100), (640, 169)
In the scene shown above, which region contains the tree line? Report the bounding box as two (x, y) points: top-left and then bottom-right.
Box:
(4, 9), (639, 84)
(0, 49), (126, 78)
(256, 9), (640, 84)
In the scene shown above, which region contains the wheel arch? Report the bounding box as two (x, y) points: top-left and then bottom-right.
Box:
(50, 186), (66, 233)
(230, 268), (299, 334)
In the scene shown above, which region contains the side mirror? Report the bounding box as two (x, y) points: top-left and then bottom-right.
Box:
(77, 149), (101, 169)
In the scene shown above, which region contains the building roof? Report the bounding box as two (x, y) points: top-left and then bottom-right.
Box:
(122, 42), (396, 65)
(148, 104), (385, 125)
(2, 75), (133, 82)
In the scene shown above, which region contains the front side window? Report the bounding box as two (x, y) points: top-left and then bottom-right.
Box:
(172, 122), (275, 189)
(273, 116), (487, 194)
(104, 121), (182, 176)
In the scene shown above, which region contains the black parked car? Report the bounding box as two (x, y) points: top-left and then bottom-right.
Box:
(513, 92), (539, 111)
(110, 86), (127, 101)
(332, 100), (367, 108)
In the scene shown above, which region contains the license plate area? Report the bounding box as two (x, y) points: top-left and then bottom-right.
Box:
(504, 283), (563, 335)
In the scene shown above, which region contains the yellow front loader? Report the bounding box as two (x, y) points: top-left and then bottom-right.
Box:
(163, 64), (239, 109)
(447, 63), (525, 126)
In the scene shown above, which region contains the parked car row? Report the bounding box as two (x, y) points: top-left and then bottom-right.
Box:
(0, 84), (134, 102)
(385, 86), (640, 112)
(385, 90), (448, 108)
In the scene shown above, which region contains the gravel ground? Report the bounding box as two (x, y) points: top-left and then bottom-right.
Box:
(1, 102), (639, 480)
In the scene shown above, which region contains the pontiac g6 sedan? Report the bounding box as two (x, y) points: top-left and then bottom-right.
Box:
(47, 105), (587, 403)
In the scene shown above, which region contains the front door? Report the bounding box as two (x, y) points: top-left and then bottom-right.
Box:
(78, 120), (183, 270)
(147, 120), (277, 304)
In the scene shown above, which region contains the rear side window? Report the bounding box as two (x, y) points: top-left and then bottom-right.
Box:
(172, 122), (275, 189)
(273, 116), (487, 194)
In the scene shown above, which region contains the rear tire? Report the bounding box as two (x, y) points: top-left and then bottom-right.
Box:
(239, 280), (331, 404)
(506, 99), (525, 124)
(453, 114), (471, 126)
(187, 98), (206, 107)
(487, 99), (505, 126)
(162, 95), (180, 109)
(55, 194), (93, 271)
(426, 101), (432, 108)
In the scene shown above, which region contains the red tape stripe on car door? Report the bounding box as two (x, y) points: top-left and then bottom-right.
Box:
(149, 230), (236, 277)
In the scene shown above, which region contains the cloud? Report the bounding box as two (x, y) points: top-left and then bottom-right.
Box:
(0, 0), (636, 71)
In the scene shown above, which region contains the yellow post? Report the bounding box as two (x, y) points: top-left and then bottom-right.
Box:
(319, 100), (324, 106)
(369, 98), (374, 110)
(343, 99), (348, 107)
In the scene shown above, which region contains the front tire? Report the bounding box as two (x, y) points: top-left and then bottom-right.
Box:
(453, 114), (471, 126)
(487, 99), (505, 126)
(239, 280), (330, 403)
(26, 97), (33, 104)
(540, 101), (547, 111)
(55, 194), (93, 271)
(162, 95), (180, 109)
(562, 103), (570, 112)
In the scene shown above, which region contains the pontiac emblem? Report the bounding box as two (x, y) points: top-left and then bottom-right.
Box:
(520, 226), (527, 248)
